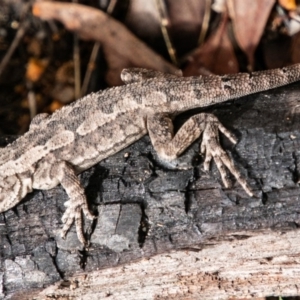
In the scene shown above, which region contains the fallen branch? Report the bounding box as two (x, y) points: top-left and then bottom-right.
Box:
(33, 2), (179, 85)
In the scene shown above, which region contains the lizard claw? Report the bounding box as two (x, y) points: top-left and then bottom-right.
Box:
(201, 115), (253, 197)
(61, 202), (95, 245)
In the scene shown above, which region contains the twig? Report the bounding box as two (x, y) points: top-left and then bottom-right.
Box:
(72, 0), (81, 99)
(80, 42), (100, 96)
(73, 35), (81, 99)
(27, 89), (37, 119)
(154, 0), (178, 66)
(106, 0), (118, 14)
(0, 20), (29, 77)
(198, 0), (212, 45)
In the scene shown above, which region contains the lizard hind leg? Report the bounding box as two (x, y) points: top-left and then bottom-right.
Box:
(147, 113), (253, 196)
(55, 161), (95, 244)
(33, 158), (95, 244)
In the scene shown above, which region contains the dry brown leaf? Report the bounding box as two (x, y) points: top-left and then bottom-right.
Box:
(32, 1), (178, 86)
(125, 0), (161, 39)
(49, 100), (64, 112)
(183, 14), (238, 76)
(279, 0), (297, 10)
(25, 58), (48, 83)
(166, 0), (206, 55)
(167, 0), (206, 27)
(126, 0), (206, 58)
(228, 0), (275, 69)
(291, 31), (300, 63)
(55, 61), (74, 84)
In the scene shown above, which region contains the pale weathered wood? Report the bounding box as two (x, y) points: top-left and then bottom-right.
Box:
(25, 230), (300, 300)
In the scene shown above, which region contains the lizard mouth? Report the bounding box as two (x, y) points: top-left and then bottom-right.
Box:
(0, 175), (22, 212)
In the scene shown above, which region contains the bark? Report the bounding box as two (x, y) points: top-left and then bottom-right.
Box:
(1, 82), (300, 299)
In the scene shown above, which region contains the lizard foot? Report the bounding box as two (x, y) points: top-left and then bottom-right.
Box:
(61, 200), (95, 245)
(200, 115), (253, 196)
(148, 113), (253, 196)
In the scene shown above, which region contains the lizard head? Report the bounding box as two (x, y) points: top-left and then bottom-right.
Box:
(0, 174), (33, 213)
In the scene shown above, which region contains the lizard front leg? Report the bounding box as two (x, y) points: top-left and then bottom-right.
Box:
(147, 113), (253, 196)
(33, 157), (94, 244)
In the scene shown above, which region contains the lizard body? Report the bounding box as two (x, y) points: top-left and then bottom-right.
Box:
(1, 65), (300, 244)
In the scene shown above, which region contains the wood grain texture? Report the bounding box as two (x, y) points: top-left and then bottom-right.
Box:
(31, 230), (300, 299)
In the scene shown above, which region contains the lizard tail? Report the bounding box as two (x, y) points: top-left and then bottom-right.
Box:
(197, 63), (300, 107)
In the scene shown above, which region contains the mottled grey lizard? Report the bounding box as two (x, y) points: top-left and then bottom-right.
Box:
(1, 65), (300, 244)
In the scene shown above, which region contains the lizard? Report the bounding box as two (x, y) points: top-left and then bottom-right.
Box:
(1, 65), (300, 245)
